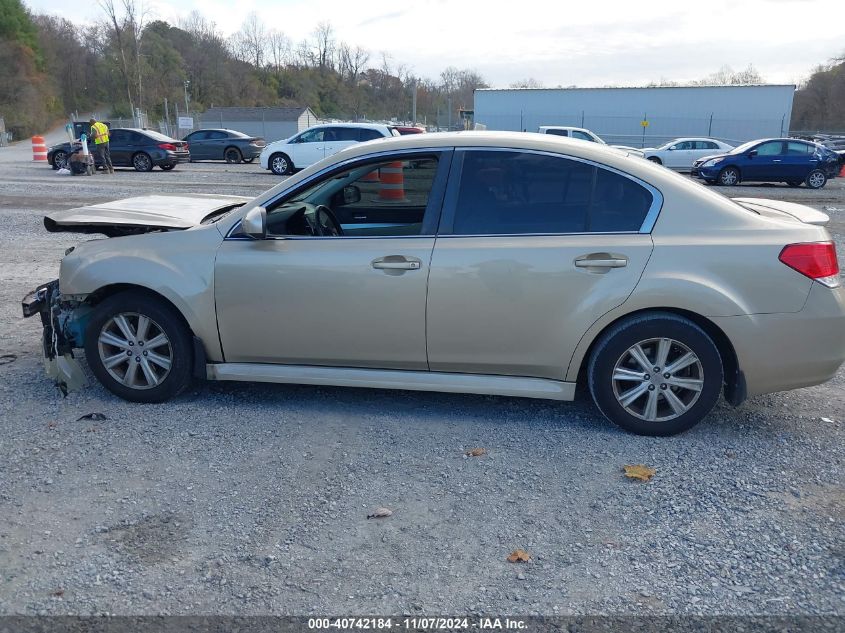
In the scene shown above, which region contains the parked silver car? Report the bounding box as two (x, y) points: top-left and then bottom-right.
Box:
(23, 132), (845, 435)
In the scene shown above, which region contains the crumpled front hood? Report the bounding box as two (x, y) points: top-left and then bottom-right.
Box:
(44, 193), (251, 236)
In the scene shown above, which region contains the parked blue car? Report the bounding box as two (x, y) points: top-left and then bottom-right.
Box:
(691, 138), (840, 189)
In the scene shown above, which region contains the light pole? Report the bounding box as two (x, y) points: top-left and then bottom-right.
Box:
(183, 80), (191, 121)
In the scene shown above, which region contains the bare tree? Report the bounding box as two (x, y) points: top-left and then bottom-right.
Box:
(267, 30), (291, 74)
(312, 21), (335, 70)
(234, 13), (266, 68)
(509, 77), (545, 89)
(98, 0), (135, 114)
(337, 43), (369, 83)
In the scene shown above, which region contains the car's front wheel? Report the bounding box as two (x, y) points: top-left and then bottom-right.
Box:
(84, 292), (193, 403)
(718, 166), (740, 186)
(805, 169), (827, 189)
(269, 153), (292, 176)
(132, 152), (153, 172)
(647, 156), (662, 164)
(587, 313), (723, 436)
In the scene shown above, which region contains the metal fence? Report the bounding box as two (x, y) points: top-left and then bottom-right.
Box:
(475, 111), (791, 148)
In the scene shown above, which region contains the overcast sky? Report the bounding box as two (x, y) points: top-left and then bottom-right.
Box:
(24, 0), (845, 87)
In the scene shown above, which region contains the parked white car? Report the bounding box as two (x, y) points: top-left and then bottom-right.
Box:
(643, 138), (735, 171)
(538, 126), (645, 157)
(261, 123), (399, 175)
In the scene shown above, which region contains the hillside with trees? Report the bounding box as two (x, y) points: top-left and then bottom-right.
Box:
(0, 0), (843, 139)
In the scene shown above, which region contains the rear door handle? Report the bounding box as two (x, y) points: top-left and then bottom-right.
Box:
(372, 256), (421, 270)
(575, 255), (628, 268)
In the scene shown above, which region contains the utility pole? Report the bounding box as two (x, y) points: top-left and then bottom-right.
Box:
(411, 80), (417, 125)
(183, 80), (191, 123)
(164, 97), (169, 135)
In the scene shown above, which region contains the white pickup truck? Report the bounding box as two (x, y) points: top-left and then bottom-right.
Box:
(538, 126), (645, 157)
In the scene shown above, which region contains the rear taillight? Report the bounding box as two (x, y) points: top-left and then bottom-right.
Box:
(158, 143), (177, 151)
(779, 242), (840, 288)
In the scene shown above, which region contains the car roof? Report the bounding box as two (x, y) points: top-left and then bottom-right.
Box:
(306, 122), (389, 131)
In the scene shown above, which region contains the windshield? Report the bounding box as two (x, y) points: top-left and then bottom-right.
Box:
(729, 140), (760, 154)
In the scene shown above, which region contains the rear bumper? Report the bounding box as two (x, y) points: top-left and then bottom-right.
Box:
(242, 145), (264, 160)
(156, 151), (190, 166)
(712, 283), (845, 397)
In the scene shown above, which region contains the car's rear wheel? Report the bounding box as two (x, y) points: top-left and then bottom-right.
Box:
(805, 169), (827, 189)
(718, 166), (740, 186)
(588, 313), (723, 436)
(647, 156), (662, 164)
(225, 147), (242, 164)
(84, 292), (193, 403)
(52, 150), (68, 170)
(132, 152), (153, 172)
(270, 153), (292, 175)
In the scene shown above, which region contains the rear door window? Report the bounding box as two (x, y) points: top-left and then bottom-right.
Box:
(445, 150), (654, 235)
(359, 128), (385, 141)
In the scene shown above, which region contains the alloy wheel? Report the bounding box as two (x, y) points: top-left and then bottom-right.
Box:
(271, 155), (289, 175)
(611, 337), (704, 422)
(807, 171), (826, 188)
(133, 154), (152, 171)
(97, 312), (173, 390)
(719, 168), (738, 186)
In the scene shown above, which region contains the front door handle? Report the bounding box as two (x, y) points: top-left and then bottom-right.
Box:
(574, 255), (628, 269)
(372, 256), (421, 271)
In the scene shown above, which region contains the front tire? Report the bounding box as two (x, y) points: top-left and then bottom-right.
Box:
(647, 156), (662, 164)
(587, 313), (723, 436)
(132, 152), (153, 172)
(84, 292), (193, 403)
(805, 169), (827, 189)
(270, 153), (292, 176)
(718, 166), (740, 186)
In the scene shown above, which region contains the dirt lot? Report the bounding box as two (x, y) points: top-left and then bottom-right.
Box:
(0, 142), (843, 616)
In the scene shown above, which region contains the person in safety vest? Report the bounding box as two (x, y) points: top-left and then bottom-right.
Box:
(89, 118), (114, 174)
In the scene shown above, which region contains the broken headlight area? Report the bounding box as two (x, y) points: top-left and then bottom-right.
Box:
(21, 280), (92, 395)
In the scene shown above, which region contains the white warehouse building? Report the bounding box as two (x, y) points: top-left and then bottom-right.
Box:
(474, 85), (795, 147)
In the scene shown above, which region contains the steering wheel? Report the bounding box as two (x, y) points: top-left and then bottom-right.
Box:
(314, 205), (344, 237)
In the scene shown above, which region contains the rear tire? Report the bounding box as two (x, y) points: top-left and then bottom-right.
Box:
(52, 150), (68, 170)
(587, 313), (723, 436)
(84, 292), (193, 403)
(805, 169), (827, 189)
(718, 166), (740, 186)
(225, 147), (242, 164)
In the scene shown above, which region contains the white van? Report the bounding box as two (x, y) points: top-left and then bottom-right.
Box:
(538, 126), (645, 157)
(261, 123), (399, 175)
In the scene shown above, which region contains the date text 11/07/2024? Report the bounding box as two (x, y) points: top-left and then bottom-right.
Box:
(307, 617), (527, 630)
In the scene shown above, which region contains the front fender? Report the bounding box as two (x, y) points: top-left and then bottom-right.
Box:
(60, 227), (224, 361)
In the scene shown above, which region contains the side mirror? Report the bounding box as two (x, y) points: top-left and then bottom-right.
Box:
(747, 150), (757, 158)
(668, 145), (677, 151)
(342, 185), (361, 205)
(239, 206), (266, 239)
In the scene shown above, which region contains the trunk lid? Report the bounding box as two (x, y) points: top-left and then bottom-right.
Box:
(44, 193), (251, 237)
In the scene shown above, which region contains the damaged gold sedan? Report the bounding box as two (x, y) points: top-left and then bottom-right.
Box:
(22, 132), (845, 436)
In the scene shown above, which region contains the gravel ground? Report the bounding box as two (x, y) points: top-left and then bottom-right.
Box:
(0, 142), (843, 617)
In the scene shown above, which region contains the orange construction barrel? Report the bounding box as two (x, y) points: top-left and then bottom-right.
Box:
(32, 136), (48, 162)
(378, 161), (405, 201)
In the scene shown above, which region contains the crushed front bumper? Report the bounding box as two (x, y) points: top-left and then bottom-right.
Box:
(22, 279), (88, 394)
